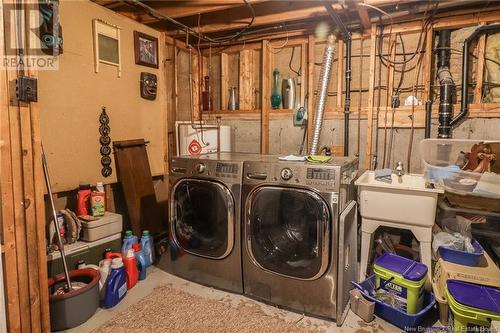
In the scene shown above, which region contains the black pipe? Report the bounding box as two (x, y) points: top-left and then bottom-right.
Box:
(451, 24), (500, 127)
(425, 100), (432, 139)
(323, 2), (352, 156)
(437, 30), (454, 139)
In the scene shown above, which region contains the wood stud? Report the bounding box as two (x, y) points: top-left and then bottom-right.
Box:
(239, 49), (254, 110)
(365, 24), (378, 170)
(260, 40), (271, 154)
(220, 53), (229, 110)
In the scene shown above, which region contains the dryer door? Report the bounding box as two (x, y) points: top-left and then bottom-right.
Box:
(171, 179), (234, 259)
(246, 186), (330, 280)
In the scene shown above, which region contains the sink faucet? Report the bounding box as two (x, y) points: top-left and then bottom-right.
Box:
(394, 161), (405, 181)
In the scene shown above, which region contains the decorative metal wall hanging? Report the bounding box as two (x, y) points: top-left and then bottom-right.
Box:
(99, 107), (112, 177)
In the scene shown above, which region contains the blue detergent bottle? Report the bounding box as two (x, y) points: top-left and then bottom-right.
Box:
(133, 243), (148, 280)
(140, 230), (154, 267)
(121, 230), (138, 256)
(103, 257), (127, 308)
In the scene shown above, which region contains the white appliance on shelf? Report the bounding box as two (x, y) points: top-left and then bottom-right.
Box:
(0, 243), (7, 333)
(175, 121), (231, 156)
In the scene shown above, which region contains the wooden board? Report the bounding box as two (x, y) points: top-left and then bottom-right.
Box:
(1, 2), (50, 331)
(307, 35), (315, 152)
(38, 1), (167, 193)
(260, 40), (271, 154)
(239, 49), (254, 110)
(364, 24), (378, 170)
(336, 39), (344, 109)
(220, 53), (229, 110)
(113, 139), (163, 238)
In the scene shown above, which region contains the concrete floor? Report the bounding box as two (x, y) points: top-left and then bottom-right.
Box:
(63, 267), (424, 333)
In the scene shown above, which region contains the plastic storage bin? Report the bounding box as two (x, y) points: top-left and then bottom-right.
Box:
(420, 139), (500, 212)
(352, 275), (436, 331)
(80, 212), (122, 242)
(432, 255), (500, 325)
(438, 239), (484, 266)
(373, 253), (428, 314)
(445, 280), (500, 333)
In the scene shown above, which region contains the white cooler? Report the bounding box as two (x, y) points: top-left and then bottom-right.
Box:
(80, 212), (122, 242)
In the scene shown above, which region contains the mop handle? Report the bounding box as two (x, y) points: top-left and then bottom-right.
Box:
(41, 144), (72, 290)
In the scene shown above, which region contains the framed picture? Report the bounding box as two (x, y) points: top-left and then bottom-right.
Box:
(134, 31), (158, 68)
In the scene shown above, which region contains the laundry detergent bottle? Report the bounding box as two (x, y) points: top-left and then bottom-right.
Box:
(121, 230), (138, 256)
(140, 230), (154, 267)
(133, 243), (148, 280)
(123, 249), (138, 289)
(103, 257), (127, 308)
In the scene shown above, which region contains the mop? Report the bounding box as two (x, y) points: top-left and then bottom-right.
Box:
(42, 144), (73, 291)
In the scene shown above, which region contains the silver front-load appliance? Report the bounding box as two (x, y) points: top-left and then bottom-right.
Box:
(158, 153), (261, 294)
(242, 157), (358, 324)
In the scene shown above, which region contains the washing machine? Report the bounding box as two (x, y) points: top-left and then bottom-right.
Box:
(242, 157), (359, 324)
(158, 153), (262, 294)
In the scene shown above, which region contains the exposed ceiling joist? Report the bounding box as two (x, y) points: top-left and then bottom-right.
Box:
(165, 2), (344, 37)
(141, 0), (267, 20)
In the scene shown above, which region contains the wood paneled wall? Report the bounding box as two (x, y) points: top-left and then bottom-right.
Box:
(1, 1), (50, 332)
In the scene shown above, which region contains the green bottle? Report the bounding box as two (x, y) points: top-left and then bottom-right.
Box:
(271, 68), (281, 109)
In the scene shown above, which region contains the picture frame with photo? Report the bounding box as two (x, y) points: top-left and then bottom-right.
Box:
(134, 31), (158, 68)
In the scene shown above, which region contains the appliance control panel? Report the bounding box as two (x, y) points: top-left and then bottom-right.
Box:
(216, 162), (238, 174)
(305, 168), (336, 187)
(280, 167), (293, 180)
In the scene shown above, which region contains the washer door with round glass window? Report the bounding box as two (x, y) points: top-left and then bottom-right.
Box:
(172, 179), (234, 259)
(246, 186), (330, 280)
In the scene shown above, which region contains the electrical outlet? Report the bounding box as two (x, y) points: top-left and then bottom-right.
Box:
(16, 76), (38, 102)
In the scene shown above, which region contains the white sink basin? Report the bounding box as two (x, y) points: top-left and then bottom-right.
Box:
(355, 171), (444, 227)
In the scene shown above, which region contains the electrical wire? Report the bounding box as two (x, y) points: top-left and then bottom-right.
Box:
(289, 46), (301, 77)
(124, 0), (255, 45)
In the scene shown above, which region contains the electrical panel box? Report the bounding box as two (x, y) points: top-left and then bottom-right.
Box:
(16, 76), (38, 102)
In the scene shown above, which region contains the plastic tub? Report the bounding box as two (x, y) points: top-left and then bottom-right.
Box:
(352, 275), (436, 331)
(80, 212), (123, 242)
(373, 253), (428, 314)
(420, 139), (500, 212)
(48, 268), (100, 331)
(432, 255), (500, 326)
(445, 280), (500, 333)
(438, 239), (484, 266)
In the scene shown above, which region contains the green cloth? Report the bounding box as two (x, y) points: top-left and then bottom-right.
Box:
(306, 155), (331, 163)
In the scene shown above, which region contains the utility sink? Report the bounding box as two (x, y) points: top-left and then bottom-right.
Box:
(355, 170), (444, 227)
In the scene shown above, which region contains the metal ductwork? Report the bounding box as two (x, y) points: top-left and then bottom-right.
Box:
(310, 34), (336, 156)
(324, 2), (352, 157)
(437, 30), (455, 138)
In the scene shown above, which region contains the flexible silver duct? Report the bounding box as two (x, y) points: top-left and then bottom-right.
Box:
(310, 34), (336, 155)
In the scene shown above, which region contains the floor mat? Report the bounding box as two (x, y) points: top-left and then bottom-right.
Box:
(92, 284), (324, 333)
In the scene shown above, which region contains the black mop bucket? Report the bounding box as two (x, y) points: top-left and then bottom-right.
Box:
(42, 145), (100, 331)
(48, 268), (100, 331)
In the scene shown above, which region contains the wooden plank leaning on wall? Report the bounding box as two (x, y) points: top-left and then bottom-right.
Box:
(1, 1), (50, 332)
